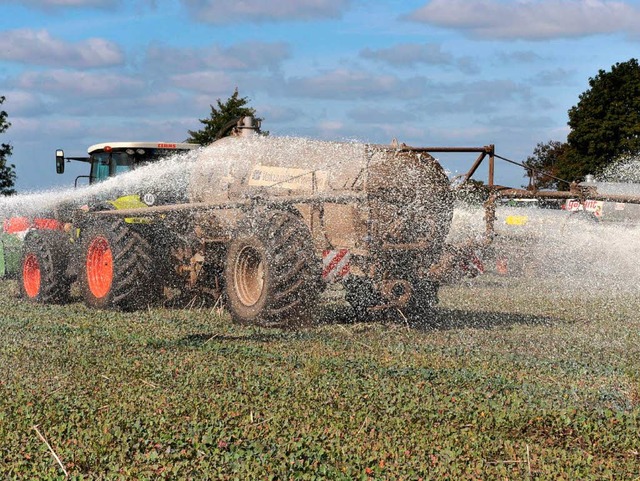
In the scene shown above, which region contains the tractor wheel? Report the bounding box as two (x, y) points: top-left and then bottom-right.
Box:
(224, 210), (320, 328)
(19, 230), (72, 303)
(79, 221), (158, 310)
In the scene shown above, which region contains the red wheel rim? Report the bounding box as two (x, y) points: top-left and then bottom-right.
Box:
(23, 253), (41, 298)
(86, 237), (113, 299)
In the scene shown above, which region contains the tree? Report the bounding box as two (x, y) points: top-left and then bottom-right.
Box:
(565, 58), (640, 180)
(522, 140), (569, 190)
(0, 96), (16, 195)
(187, 89), (259, 145)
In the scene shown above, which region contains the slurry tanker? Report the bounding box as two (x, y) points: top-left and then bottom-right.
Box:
(12, 116), (639, 327)
(8, 117), (489, 326)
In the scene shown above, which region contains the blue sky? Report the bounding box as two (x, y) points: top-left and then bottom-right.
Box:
(1, 0), (639, 191)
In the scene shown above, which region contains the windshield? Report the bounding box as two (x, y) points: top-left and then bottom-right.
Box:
(89, 152), (133, 183)
(88, 147), (191, 183)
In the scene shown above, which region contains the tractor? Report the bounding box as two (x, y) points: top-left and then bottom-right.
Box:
(1, 140), (198, 284)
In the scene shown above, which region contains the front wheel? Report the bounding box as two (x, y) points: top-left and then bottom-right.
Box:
(224, 210), (320, 328)
(19, 229), (72, 303)
(79, 221), (158, 310)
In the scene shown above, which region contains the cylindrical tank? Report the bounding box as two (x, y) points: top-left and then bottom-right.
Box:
(188, 134), (454, 315)
(189, 136), (367, 203)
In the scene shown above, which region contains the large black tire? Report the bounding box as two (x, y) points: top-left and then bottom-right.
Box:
(19, 229), (72, 303)
(79, 220), (158, 310)
(224, 210), (320, 328)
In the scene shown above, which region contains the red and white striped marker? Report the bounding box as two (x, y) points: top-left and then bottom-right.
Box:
(322, 249), (350, 282)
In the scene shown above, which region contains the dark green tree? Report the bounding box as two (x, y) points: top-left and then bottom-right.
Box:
(522, 140), (569, 190)
(187, 89), (259, 145)
(565, 58), (640, 180)
(0, 96), (16, 195)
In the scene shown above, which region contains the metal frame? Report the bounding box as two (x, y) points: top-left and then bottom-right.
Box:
(91, 143), (640, 243)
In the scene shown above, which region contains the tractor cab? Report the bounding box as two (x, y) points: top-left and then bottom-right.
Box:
(56, 142), (199, 187)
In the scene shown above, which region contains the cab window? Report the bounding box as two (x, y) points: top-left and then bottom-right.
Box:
(90, 152), (132, 183)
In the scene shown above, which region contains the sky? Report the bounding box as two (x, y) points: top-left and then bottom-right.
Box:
(1, 0), (639, 192)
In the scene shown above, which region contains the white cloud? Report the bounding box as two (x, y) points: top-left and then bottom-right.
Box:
(318, 119), (344, 132)
(287, 69), (431, 99)
(0, 90), (50, 116)
(431, 79), (533, 113)
(7, 117), (89, 142)
(348, 106), (418, 123)
(406, 0), (640, 40)
(286, 69), (528, 104)
(256, 105), (303, 123)
(531, 68), (575, 86)
(0, 0), (117, 8)
(59, 91), (198, 118)
(361, 43), (453, 67)
(181, 0), (350, 23)
(16, 70), (145, 97)
(498, 50), (544, 63)
(329, 79), (532, 120)
(0, 29), (123, 68)
(360, 43), (479, 74)
(304, 119), (427, 144)
(170, 71), (236, 94)
(145, 42), (290, 73)
(483, 114), (555, 129)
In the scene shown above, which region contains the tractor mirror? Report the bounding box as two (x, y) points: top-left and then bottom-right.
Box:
(55, 149), (65, 174)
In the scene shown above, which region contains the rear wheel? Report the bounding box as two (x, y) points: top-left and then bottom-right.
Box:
(80, 221), (158, 310)
(19, 230), (71, 303)
(224, 210), (320, 327)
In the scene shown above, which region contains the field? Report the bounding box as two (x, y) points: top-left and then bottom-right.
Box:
(1, 275), (640, 480)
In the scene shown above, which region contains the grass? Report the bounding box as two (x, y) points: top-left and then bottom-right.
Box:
(1, 275), (640, 479)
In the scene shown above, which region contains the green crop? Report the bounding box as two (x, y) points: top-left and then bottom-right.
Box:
(1, 276), (639, 479)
